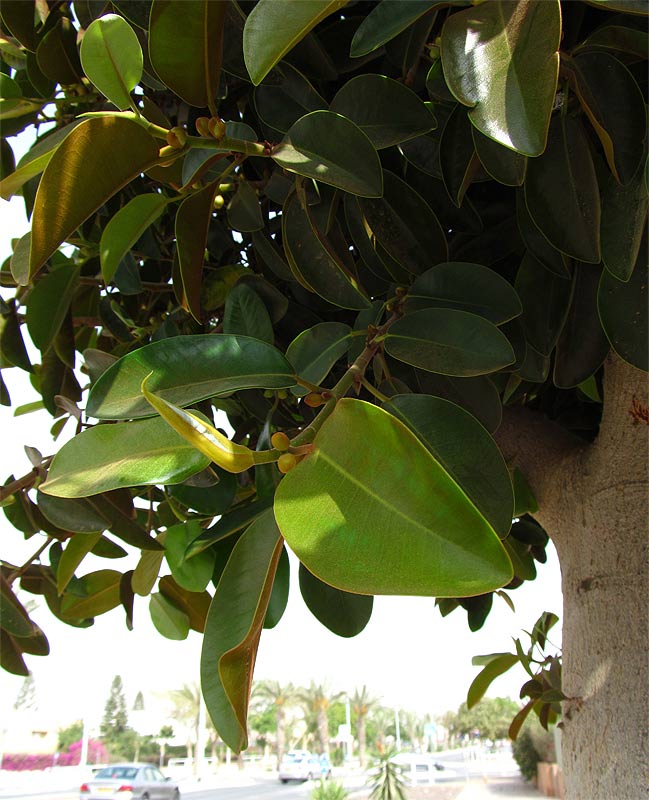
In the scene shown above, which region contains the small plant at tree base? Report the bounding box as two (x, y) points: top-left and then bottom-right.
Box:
(512, 729), (542, 782)
(310, 779), (349, 800)
(366, 752), (408, 800)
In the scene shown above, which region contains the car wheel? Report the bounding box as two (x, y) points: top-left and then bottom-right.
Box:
(308, 772), (317, 780)
(280, 779), (289, 784)
(172, 790), (180, 800)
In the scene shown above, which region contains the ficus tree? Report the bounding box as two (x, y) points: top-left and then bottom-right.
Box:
(0, 2), (646, 797)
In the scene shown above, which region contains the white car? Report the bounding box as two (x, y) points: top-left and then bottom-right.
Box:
(80, 763), (180, 799)
(279, 750), (331, 783)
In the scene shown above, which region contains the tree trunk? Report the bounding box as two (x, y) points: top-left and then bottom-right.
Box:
(498, 355), (649, 799)
(358, 714), (367, 768)
(317, 708), (329, 755)
(276, 707), (286, 767)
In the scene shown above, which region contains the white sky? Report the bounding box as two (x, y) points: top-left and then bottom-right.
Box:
(0, 130), (563, 733)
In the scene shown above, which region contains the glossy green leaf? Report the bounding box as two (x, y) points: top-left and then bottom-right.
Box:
(515, 252), (573, 355)
(100, 194), (167, 284)
(568, 52), (645, 185)
(223, 282), (274, 344)
(0, 121), (82, 201)
(601, 167), (648, 282)
(350, 0), (452, 57)
(286, 322), (352, 395)
(227, 181), (264, 234)
(504, 537), (537, 581)
(264, 545), (290, 630)
(150, 592), (190, 640)
(25, 266), (80, 352)
(30, 117), (160, 278)
(254, 63), (326, 134)
(243, 0), (346, 85)
(282, 192), (371, 309)
(80, 14), (143, 111)
(525, 115), (601, 264)
(133, 546), (165, 597)
(515, 192), (570, 278)
(165, 521), (216, 593)
(0, 304), (32, 372)
(56, 533), (103, 595)
(60, 570), (122, 620)
(584, 1), (649, 16)
(176, 182), (220, 321)
(330, 74), (435, 149)
(440, 104), (478, 207)
(473, 128), (527, 187)
(201, 508), (284, 751)
(37, 492), (107, 533)
(36, 17), (82, 86)
(554, 264), (609, 389)
(385, 395), (513, 538)
(0, 1), (38, 51)
(415, 372), (502, 434)
(385, 308), (515, 376)
(169, 470), (237, 516)
(0, 576), (35, 638)
(40, 416), (211, 498)
(159, 576), (211, 633)
(251, 230), (293, 282)
(272, 111), (383, 198)
(441, 0), (560, 156)
(275, 399), (512, 596)
(9, 233), (31, 287)
(512, 468), (538, 517)
(149, 0), (226, 109)
(407, 262), (522, 325)
(598, 233), (648, 371)
(359, 170), (447, 274)
(575, 24), (648, 59)
(87, 334), (296, 420)
(467, 653), (518, 709)
(299, 563), (373, 637)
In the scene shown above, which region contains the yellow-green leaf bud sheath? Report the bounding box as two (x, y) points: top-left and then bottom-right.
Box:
(141, 374), (255, 473)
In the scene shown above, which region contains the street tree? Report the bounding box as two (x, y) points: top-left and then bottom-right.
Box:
(13, 673), (37, 711)
(0, 2), (646, 798)
(351, 686), (379, 768)
(100, 675), (134, 758)
(446, 697), (522, 743)
(252, 680), (298, 765)
(298, 682), (343, 756)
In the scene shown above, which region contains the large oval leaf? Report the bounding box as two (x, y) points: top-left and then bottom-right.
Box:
(601, 167), (648, 282)
(60, 570), (122, 620)
(80, 14), (143, 111)
(384, 308), (515, 376)
(164, 520), (216, 593)
(29, 117), (160, 278)
(100, 193), (167, 284)
(384, 394), (514, 538)
(282, 192), (371, 309)
(286, 322), (352, 395)
(350, 0), (450, 57)
(568, 51), (646, 185)
(441, 0), (561, 156)
(330, 74), (435, 149)
(272, 111), (383, 198)
(201, 508), (284, 751)
(176, 182), (220, 321)
(223, 282), (274, 344)
(407, 262), (522, 325)
(274, 399), (512, 596)
(254, 63), (326, 134)
(515, 252), (573, 355)
(243, 0), (346, 85)
(299, 563), (373, 637)
(598, 231), (648, 371)
(40, 416), (211, 497)
(525, 115), (601, 264)
(149, 0), (226, 109)
(25, 266), (80, 351)
(359, 170), (447, 274)
(86, 334), (296, 420)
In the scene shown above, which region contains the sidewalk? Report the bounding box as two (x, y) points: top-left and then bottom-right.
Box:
(455, 776), (540, 799)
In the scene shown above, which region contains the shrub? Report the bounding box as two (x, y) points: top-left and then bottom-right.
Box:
(311, 779), (349, 800)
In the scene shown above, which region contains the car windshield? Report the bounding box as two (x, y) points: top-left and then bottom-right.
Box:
(95, 767), (138, 780)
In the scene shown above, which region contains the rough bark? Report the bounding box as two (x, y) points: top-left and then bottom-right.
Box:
(498, 355), (649, 800)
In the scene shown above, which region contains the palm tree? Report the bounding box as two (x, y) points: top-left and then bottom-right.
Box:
(368, 706), (392, 755)
(297, 682), (343, 756)
(351, 686), (379, 768)
(252, 680), (298, 766)
(167, 684), (200, 764)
